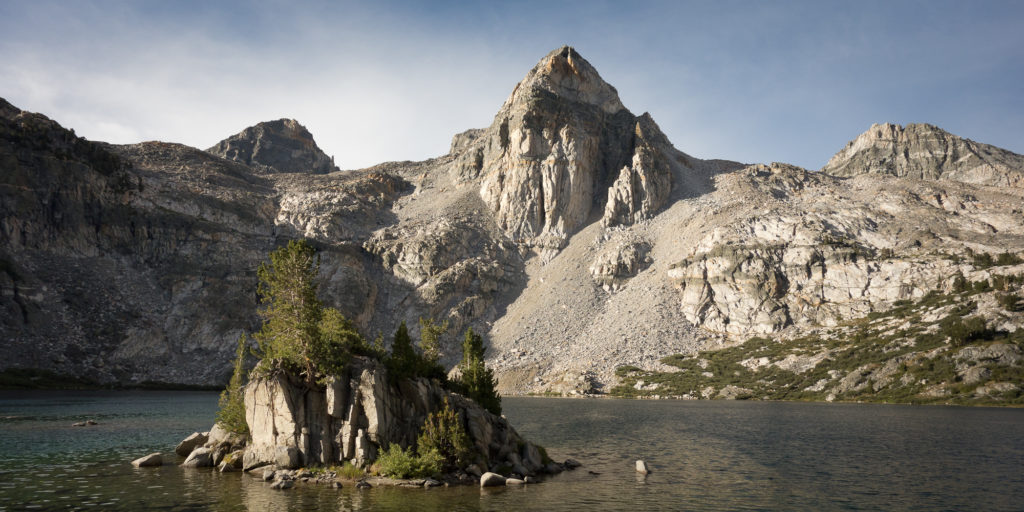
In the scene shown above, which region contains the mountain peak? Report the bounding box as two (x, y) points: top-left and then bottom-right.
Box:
(502, 46), (625, 115)
(822, 122), (1024, 187)
(207, 118), (339, 174)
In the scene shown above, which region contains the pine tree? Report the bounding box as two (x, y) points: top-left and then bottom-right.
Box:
(253, 239), (323, 384)
(387, 321), (418, 380)
(457, 327), (501, 415)
(216, 334), (249, 435)
(417, 317), (448, 381)
(418, 317), (447, 365)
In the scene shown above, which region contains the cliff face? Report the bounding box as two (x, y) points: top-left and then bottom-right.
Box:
(242, 357), (543, 473)
(1, 48), (1023, 403)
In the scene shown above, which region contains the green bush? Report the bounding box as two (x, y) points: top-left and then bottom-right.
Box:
(940, 315), (989, 347)
(417, 397), (473, 469)
(337, 461), (365, 479)
(998, 293), (1023, 312)
(377, 444), (442, 479)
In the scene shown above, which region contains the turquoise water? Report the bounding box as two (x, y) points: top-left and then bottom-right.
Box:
(1, 391), (1023, 511)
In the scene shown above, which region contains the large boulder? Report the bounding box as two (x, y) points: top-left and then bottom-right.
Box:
(175, 432), (209, 457)
(480, 472), (506, 487)
(181, 447), (214, 468)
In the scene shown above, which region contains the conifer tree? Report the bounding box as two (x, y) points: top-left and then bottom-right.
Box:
(253, 239), (323, 384)
(216, 333), (249, 435)
(457, 327), (501, 415)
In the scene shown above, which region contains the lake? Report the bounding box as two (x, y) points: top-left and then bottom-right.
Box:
(1, 391), (1022, 511)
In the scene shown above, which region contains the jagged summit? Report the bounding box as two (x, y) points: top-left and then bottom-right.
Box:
(501, 45), (625, 115)
(822, 122), (1024, 188)
(450, 46), (686, 248)
(207, 118), (339, 175)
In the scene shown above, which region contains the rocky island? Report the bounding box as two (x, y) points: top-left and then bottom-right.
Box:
(1, 46), (1022, 405)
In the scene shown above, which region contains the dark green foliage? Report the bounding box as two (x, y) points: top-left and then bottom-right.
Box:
(973, 279), (992, 293)
(952, 272), (969, 293)
(317, 307), (369, 376)
(253, 240), (323, 383)
(418, 318), (447, 367)
(998, 293), (1023, 312)
(457, 328), (502, 416)
(252, 240), (373, 384)
(386, 321), (418, 381)
(417, 397), (473, 469)
(940, 316), (990, 347)
(216, 334), (249, 435)
(996, 252), (1024, 266)
(376, 444), (443, 479)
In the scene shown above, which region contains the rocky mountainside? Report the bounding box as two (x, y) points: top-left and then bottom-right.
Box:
(1, 47), (1022, 403)
(208, 119), (339, 174)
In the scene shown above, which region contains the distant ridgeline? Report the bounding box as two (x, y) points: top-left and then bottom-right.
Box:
(1, 46), (1023, 404)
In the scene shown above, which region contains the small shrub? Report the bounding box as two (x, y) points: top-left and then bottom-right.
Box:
(338, 461), (365, 479)
(377, 444), (441, 479)
(996, 252), (1023, 266)
(940, 316), (989, 347)
(998, 293), (1023, 312)
(417, 397), (473, 470)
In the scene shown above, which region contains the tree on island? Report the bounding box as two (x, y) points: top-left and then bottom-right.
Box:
(457, 327), (501, 416)
(216, 333), (249, 435)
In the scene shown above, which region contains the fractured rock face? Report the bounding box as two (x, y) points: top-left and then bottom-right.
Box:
(243, 357), (544, 472)
(602, 114), (674, 227)
(822, 123), (1024, 188)
(208, 119), (339, 174)
(456, 46), (675, 248)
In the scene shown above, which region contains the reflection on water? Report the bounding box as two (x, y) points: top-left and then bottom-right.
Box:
(2, 391), (1023, 511)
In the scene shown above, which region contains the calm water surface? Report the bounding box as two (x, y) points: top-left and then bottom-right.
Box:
(1, 391), (1022, 511)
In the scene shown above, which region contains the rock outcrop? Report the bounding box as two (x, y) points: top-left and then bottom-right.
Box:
(455, 46), (677, 248)
(207, 119), (339, 174)
(822, 123), (1024, 188)
(241, 357), (545, 474)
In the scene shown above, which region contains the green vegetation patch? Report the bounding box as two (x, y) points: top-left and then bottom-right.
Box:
(612, 284), (1024, 406)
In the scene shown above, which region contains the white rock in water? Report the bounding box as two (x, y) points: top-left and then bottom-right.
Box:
(480, 472), (506, 487)
(175, 432), (208, 457)
(131, 453), (163, 467)
(635, 460), (650, 474)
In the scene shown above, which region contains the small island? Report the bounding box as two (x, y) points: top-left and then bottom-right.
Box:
(164, 240), (574, 489)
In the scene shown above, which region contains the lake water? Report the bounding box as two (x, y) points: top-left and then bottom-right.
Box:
(1, 391), (1022, 511)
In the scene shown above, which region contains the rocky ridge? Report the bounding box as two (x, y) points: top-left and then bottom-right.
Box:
(208, 119), (340, 174)
(1, 48), (1023, 403)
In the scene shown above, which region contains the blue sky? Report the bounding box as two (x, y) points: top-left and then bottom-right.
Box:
(1, 0), (1022, 169)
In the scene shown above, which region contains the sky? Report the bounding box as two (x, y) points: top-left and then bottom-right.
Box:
(1, 0), (1022, 170)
